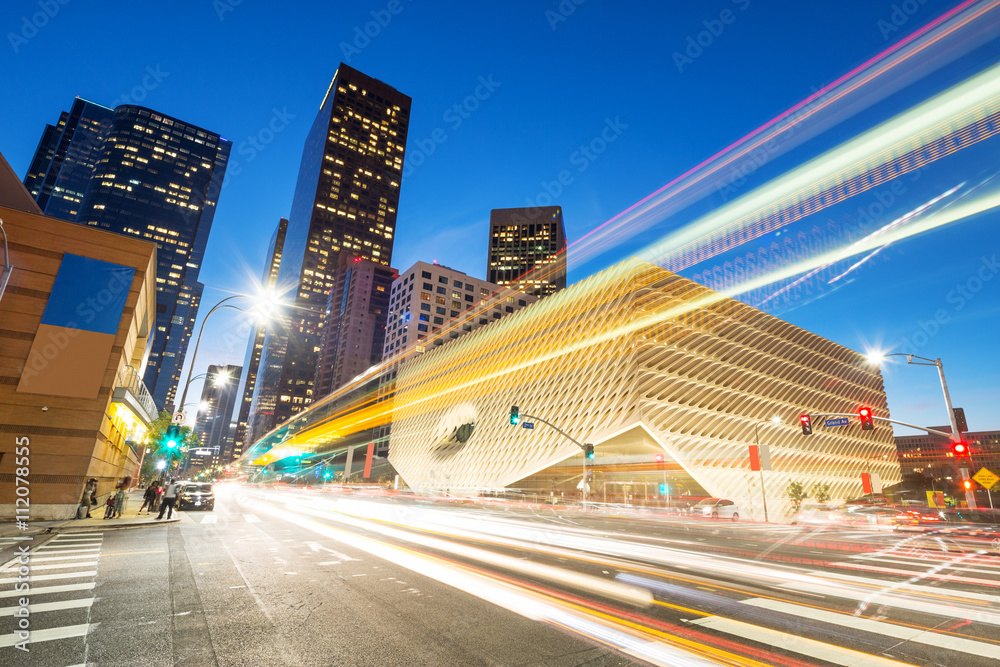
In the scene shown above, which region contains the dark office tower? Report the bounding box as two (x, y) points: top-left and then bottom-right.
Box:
(23, 98), (114, 221)
(249, 64), (410, 441)
(488, 206), (567, 297)
(313, 255), (396, 400)
(75, 106), (231, 411)
(231, 217), (288, 462)
(191, 364), (242, 471)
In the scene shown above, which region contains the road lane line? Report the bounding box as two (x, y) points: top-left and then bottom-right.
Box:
(0, 597), (93, 616)
(0, 623), (91, 647)
(0, 582), (94, 598)
(689, 616), (910, 666)
(741, 597), (1000, 659)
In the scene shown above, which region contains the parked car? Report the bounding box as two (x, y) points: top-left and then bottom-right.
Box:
(178, 482), (215, 511)
(693, 498), (740, 521)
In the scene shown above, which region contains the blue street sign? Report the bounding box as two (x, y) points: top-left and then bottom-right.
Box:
(825, 417), (850, 428)
(522, 422), (535, 429)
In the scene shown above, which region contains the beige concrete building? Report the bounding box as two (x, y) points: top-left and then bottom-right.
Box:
(0, 195), (158, 519)
(388, 259), (900, 518)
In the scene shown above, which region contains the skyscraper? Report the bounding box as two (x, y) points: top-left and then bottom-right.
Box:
(231, 217), (288, 461)
(487, 206), (567, 297)
(23, 97), (114, 222)
(67, 105), (232, 410)
(191, 364), (242, 471)
(313, 254), (396, 400)
(248, 64), (410, 442)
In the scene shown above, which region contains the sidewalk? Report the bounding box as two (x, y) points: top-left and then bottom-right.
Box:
(0, 489), (188, 537)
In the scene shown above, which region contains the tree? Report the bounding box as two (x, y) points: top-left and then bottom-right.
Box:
(141, 411), (200, 481)
(786, 481), (809, 512)
(811, 483), (831, 503)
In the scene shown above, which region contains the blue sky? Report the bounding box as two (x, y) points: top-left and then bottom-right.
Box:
(2, 0), (998, 433)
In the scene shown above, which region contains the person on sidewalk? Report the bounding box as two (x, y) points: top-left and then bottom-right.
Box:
(139, 480), (160, 514)
(111, 476), (130, 518)
(157, 479), (180, 520)
(79, 479), (97, 519)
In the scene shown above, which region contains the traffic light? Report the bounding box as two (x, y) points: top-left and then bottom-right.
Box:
(164, 424), (181, 449)
(951, 441), (970, 457)
(509, 405), (520, 425)
(963, 479), (973, 491)
(800, 414), (812, 436)
(859, 407), (874, 431)
(654, 453), (663, 463)
(584, 443), (595, 459)
(659, 483), (667, 495)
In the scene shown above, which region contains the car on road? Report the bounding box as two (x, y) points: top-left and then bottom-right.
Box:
(891, 506), (946, 531)
(790, 503), (840, 526)
(178, 482), (215, 511)
(829, 505), (904, 529)
(693, 498), (740, 521)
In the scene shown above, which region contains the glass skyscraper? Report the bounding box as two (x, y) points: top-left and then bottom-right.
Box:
(67, 105), (231, 409)
(488, 206), (567, 297)
(248, 64), (410, 444)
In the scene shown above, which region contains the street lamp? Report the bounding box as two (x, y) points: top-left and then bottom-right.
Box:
(866, 352), (960, 441)
(753, 416), (782, 523)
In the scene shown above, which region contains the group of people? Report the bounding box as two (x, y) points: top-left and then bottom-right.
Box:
(77, 476), (180, 520)
(78, 477), (131, 519)
(139, 478), (181, 520)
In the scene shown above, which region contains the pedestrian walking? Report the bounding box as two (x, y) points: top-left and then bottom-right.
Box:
(139, 480), (160, 514)
(157, 478), (180, 520)
(111, 477), (130, 518)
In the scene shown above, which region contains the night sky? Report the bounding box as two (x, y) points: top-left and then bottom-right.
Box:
(2, 0), (997, 432)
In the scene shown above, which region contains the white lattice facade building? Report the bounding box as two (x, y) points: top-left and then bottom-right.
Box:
(387, 259), (900, 518)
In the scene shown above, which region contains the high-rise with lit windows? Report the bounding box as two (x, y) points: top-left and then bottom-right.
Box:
(70, 105), (231, 410)
(191, 364), (242, 471)
(488, 206), (567, 297)
(248, 64), (410, 443)
(23, 97), (114, 222)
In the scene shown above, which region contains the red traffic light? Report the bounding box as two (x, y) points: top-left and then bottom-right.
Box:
(859, 406), (874, 431)
(799, 414), (813, 436)
(952, 441), (969, 456)
(654, 454), (663, 463)
(963, 479), (973, 490)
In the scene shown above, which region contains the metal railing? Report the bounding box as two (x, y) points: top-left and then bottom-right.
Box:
(115, 365), (158, 422)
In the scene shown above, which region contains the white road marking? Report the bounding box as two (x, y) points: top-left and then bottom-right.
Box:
(16, 562), (100, 572)
(0, 582), (94, 598)
(29, 554), (104, 563)
(806, 570), (1000, 604)
(243, 514), (261, 523)
(34, 547), (101, 554)
(742, 597), (1000, 660)
(690, 616), (910, 666)
(0, 623), (91, 647)
(0, 571), (98, 585)
(0, 597), (93, 616)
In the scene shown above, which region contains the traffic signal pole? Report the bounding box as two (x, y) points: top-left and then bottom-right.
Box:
(511, 409), (592, 509)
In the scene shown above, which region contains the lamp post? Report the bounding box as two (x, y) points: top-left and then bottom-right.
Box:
(753, 416), (781, 523)
(867, 352), (972, 507)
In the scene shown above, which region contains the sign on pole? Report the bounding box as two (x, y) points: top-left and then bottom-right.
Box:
(973, 467), (999, 490)
(172, 412), (186, 424)
(522, 422), (535, 429)
(824, 417), (850, 428)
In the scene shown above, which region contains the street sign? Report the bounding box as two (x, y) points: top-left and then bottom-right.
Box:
(973, 467), (1000, 490)
(172, 412), (186, 424)
(824, 417), (850, 428)
(522, 422), (535, 429)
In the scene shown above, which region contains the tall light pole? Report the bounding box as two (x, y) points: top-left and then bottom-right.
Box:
(868, 352), (972, 507)
(753, 416), (781, 523)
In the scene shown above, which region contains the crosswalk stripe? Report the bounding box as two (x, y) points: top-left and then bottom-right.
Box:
(689, 615), (909, 666)
(53, 534), (104, 539)
(0, 597), (93, 616)
(18, 562), (99, 572)
(201, 515), (218, 524)
(0, 572), (98, 585)
(244, 514), (261, 523)
(742, 597), (1000, 659)
(0, 623), (91, 647)
(33, 548), (101, 555)
(813, 570), (1000, 604)
(0, 582), (94, 598)
(780, 581), (1000, 626)
(847, 554), (1000, 574)
(823, 561), (1000, 587)
(30, 554), (103, 563)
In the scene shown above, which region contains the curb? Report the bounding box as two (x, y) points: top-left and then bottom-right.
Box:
(47, 517), (182, 534)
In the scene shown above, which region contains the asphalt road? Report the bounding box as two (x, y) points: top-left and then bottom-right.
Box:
(3, 487), (1000, 666)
